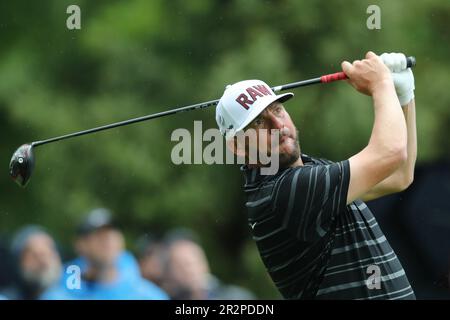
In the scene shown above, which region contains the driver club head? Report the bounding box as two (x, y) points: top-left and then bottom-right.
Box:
(9, 144), (35, 187)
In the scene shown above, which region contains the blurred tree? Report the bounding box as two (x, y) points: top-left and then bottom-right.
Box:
(0, 0), (449, 298)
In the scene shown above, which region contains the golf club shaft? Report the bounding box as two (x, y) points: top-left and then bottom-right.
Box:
(32, 99), (220, 147)
(32, 56), (416, 148)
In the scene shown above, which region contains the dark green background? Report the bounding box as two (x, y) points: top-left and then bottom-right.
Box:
(1, 0), (449, 298)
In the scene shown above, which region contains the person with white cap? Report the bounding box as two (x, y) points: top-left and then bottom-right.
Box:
(216, 51), (417, 299)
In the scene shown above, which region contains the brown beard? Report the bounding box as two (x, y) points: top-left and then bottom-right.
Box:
(278, 134), (301, 168)
(243, 129), (301, 169)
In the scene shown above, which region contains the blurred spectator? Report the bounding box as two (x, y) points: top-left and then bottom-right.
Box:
(44, 208), (168, 300)
(0, 235), (15, 290)
(1, 225), (62, 300)
(137, 234), (165, 288)
(161, 228), (255, 300)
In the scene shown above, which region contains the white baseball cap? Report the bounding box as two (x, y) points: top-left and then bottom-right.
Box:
(216, 79), (294, 139)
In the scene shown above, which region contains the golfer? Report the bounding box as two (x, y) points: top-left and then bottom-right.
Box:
(216, 51), (416, 299)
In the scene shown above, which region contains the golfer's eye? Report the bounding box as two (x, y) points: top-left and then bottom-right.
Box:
(273, 105), (283, 115)
(253, 117), (264, 127)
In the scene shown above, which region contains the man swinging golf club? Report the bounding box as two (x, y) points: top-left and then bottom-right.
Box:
(216, 51), (416, 300)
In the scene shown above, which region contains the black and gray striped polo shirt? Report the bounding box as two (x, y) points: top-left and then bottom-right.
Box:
(242, 154), (415, 300)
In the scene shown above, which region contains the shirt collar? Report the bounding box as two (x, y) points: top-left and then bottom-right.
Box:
(242, 153), (315, 187)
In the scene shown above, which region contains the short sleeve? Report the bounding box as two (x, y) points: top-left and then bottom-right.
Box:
(274, 160), (350, 241)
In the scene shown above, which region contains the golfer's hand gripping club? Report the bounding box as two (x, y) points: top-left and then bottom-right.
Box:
(380, 53), (415, 105)
(271, 55), (415, 92)
(322, 55), (415, 83)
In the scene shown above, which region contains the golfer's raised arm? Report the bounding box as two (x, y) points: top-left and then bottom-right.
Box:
(343, 51), (407, 205)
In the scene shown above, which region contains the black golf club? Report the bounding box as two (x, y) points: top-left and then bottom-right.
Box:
(9, 56), (416, 187)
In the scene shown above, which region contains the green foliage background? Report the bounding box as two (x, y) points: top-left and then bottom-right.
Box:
(0, 0), (449, 298)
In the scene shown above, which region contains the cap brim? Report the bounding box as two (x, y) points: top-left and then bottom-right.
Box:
(228, 92), (294, 138)
(76, 222), (117, 236)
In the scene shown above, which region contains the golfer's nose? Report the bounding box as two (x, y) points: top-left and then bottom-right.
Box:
(267, 112), (284, 131)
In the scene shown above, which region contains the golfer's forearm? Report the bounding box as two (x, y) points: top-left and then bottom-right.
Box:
(402, 99), (417, 179)
(360, 99), (416, 200)
(389, 99), (417, 184)
(368, 81), (408, 161)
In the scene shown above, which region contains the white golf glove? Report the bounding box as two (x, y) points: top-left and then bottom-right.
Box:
(380, 52), (415, 106)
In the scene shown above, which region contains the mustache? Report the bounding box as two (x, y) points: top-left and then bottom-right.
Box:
(272, 127), (295, 141)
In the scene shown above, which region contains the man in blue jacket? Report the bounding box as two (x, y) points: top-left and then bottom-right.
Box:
(42, 208), (168, 300)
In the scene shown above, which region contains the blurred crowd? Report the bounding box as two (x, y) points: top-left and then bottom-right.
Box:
(0, 208), (255, 300)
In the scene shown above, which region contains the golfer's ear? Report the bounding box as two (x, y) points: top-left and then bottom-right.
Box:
(226, 137), (246, 158)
